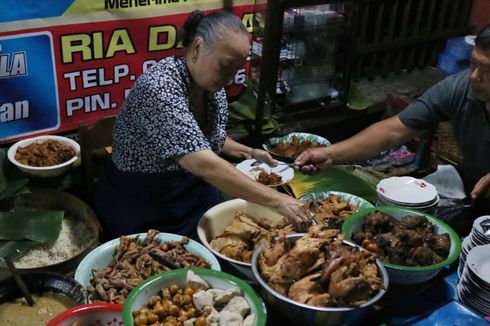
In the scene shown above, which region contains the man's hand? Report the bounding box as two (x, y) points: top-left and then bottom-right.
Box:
(471, 173), (490, 199)
(294, 147), (333, 175)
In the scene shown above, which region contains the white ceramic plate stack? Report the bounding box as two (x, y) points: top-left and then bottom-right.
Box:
(458, 215), (490, 278)
(457, 243), (490, 316)
(376, 176), (439, 213)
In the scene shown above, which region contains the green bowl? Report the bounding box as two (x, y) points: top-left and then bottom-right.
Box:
(123, 268), (267, 325)
(342, 206), (461, 285)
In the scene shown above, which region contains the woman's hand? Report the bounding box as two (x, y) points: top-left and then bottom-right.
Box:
(249, 148), (277, 165)
(274, 194), (313, 231)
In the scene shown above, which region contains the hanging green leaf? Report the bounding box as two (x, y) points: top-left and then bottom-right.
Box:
(0, 209), (64, 242)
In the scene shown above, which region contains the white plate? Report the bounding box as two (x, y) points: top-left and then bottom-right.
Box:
(377, 176), (438, 205)
(236, 159), (294, 186)
(466, 244), (490, 285)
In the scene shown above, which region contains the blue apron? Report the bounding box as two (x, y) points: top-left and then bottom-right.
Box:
(94, 160), (223, 241)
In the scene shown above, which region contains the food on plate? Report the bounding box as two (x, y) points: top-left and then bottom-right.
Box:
(210, 211), (295, 263)
(269, 135), (327, 158)
(14, 139), (76, 167)
(88, 229), (210, 304)
(133, 271), (256, 326)
(13, 215), (95, 269)
(256, 170), (282, 186)
(306, 194), (361, 229)
(351, 211), (450, 266)
(258, 225), (384, 307)
(0, 292), (78, 326)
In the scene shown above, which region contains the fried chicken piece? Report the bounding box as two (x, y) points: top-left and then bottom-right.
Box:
(210, 236), (249, 261)
(288, 273), (331, 306)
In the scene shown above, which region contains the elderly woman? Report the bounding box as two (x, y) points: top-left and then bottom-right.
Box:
(94, 10), (310, 239)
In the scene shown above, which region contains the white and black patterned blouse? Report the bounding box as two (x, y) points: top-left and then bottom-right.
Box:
(112, 56), (228, 173)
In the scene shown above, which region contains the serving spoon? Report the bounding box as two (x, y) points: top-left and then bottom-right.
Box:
(4, 256), (35, 306)
(250, 161), (294, 172)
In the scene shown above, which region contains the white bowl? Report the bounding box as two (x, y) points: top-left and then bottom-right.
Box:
(7, 135), (80, 177)
(123, 269), (267, 326)
(197, 199), (284, 280)
(74, 232), (221, 289)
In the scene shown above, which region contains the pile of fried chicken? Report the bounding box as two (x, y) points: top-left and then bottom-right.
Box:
(352, 211), (450, 266)
(258, 225), (384, 307)
(269, 136), (327, 158)
(88, 229), (210, 303)
(256, 170), (283, 186)
(210, 211), (296, 263)
(306, 194), (361, 229)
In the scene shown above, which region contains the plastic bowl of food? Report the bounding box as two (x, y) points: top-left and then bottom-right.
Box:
(75, 231), (220, 303)
(7, 135), (80, 178)
(0, 271), (88, 326)
(47, 303), (123, 326)
(300, 191), (374, 229)
(123, 268), (267, 326)
(251, 233), (388, 325)
(262, 132), (330, 162)
(197, 198), (288, 281)
(342, 206), (462, 285)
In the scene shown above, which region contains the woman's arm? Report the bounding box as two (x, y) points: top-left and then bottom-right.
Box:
(175, 149), (309, 227)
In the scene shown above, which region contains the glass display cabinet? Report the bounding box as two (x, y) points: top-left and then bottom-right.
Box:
(251, 0), (360, 142)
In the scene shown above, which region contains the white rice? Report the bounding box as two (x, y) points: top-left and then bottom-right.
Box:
(13, 216), (95, 269)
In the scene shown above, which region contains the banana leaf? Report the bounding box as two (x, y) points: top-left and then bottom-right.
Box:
(0, 240), (40, 262)
(288, 166), (379, 202)
(0, 209), (64, 242)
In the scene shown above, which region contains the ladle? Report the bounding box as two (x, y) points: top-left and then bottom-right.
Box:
(4, 257), (35, 306)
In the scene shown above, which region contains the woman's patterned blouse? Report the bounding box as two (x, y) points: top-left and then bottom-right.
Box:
(112, 56), (228, 173)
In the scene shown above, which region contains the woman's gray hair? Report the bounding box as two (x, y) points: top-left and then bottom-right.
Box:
(179, 10), (248, 49)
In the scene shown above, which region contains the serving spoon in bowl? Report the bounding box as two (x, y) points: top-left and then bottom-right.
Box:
(4, 256), (35, 306)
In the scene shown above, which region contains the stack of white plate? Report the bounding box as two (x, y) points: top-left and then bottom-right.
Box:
(458, 215), (490, 278)
(376, 176), (439, 212)
(457, 243), (490, 316)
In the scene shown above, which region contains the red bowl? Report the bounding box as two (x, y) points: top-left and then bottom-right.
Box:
(47, 303), (123, 326)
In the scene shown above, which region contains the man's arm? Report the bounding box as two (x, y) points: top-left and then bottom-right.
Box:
(295, 116), (423, 174)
